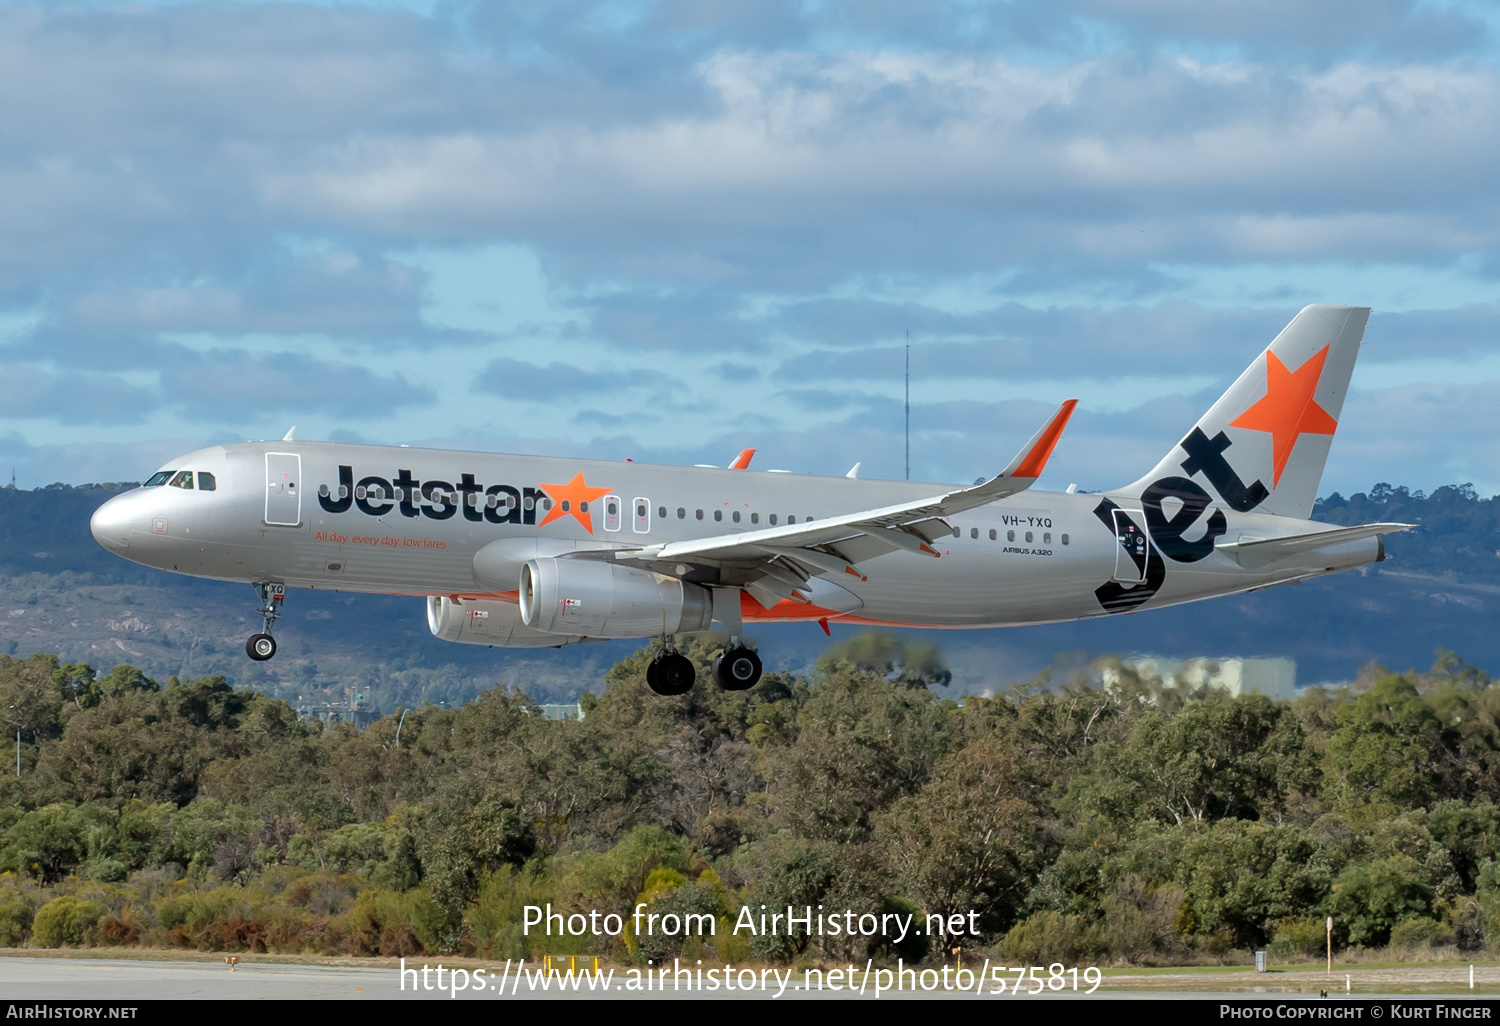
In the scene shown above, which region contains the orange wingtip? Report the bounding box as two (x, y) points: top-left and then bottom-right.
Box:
(729, 448), (756, 470)
(1010, 399), (1078, 479)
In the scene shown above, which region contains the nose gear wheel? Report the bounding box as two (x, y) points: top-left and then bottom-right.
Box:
(245, 583), (284, 661)
(246, 633), (277, 661)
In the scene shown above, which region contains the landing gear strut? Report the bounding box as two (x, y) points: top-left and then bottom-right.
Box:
(646, 638), (695, 696)
(712, 643), (762, 691)
(245, 582), (283, 661)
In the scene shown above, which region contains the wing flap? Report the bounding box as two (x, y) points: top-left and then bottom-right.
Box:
(647, 398), (1077, 567)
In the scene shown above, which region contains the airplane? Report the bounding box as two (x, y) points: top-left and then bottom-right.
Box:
(90, 304), (1410, 696)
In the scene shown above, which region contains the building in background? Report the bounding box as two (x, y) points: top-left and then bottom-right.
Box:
(1109, 656), (1298, 701)
(294, 687), (382, 730)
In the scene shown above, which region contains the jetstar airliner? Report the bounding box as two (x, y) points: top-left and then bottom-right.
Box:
(91, 305), (1410, 695)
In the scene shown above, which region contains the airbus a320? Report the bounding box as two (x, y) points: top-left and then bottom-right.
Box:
(90, 305), (1409, 695)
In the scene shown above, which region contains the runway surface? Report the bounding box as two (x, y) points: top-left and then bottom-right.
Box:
(0, 955), (1493, 1001)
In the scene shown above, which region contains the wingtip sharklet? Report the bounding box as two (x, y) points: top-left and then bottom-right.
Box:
(1004, 398), (1078, 480)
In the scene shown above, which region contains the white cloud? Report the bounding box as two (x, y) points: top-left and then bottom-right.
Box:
(0, 2), (1489, 498)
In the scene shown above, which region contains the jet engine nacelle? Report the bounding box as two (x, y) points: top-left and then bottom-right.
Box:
(519, 557), (714, 638)
(427, 595), (593, 648)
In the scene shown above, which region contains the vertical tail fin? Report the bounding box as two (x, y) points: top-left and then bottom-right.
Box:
(1120, 304), (1368, 519)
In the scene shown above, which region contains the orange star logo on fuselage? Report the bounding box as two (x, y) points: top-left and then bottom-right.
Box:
(1229, 344), (1339, 487)
(536, 473), (613, 534)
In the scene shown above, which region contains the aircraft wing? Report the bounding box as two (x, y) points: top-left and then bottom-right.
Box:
(1215, 522), (1414, 566)
(611, 400), (1077, 605)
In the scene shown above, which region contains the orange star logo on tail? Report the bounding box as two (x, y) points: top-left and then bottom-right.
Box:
(537, 473), (612, 534)
(1229, 345), (1338, 486)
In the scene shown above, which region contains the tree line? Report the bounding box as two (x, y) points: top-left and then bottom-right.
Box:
(3, 638), (1500, 964)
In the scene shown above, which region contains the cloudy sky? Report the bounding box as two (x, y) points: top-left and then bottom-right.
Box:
(1, 0), (1497, 498)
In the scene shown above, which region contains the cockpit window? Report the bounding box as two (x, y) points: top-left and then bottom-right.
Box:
(168, 471), (194, 490)
(144, 471), (174, 487)
(198, 472), (216, 491)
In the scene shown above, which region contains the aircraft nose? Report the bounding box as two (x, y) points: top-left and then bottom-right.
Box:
(90, 494), (136, 553)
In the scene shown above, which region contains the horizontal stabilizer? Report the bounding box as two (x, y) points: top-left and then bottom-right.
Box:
(1216, 522), (1413, 565)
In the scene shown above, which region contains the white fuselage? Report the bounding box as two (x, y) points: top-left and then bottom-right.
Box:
(88, 440), (1380, 639)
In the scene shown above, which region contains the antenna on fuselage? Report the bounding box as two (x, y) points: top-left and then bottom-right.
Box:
(904, 336), (910, 481)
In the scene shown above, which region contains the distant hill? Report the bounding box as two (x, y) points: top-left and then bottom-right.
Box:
(1, 481), (1495, 708)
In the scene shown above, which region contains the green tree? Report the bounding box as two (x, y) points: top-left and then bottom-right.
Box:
(877, 737), (1042, 934)
(821, 632), (953, 689)
(0, 803), (114, 883)
(768, 664), (957, 843)
(31, 895), (106, 947)
(1324, 674), (1454, 813)
(1330, 855), (1434, 947)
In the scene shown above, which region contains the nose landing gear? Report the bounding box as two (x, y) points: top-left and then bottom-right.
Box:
(646, 638), (695, 696)
(245, 583), (283, 662)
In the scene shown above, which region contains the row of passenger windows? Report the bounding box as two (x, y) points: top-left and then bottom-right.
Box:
(593, 497), (1067, 545)
(958, 527), (1069, 545)
(597, 497), (815, 533)
(144, 470), (216, 491)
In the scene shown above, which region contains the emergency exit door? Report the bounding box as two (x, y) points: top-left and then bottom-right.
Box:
(265, 453), (302, 526)
(1112, 509), (1149, 583)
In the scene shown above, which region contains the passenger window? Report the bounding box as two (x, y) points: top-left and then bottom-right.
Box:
(1062, 533), (1070, 545)
(169, 471), (194, 489)
(989, 528), (997, 540)
(1044, 532), (1052, 544)
(144, 471), (173, 487)
(198, 472), (216, 491)
(677, 507), (686, 519)
(633, 498), (650, 534)
(1007, 530), (1015, 541)
(658, 506), (666, 519)
(714, 510), (722, 522)
(696, 509), (703, 520)
(951, 526), (960, 538)
(970, 527), (978, 539)
(750, 512), (759, 524)
(769, 514), (778, 526)
(604, 495), (621, 532)
(1025, 531), (1033, 543)
(788, 515), (796, 524)
(732, 511), (741, 523)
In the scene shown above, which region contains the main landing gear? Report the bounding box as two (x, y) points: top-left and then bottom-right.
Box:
(712, 644), (762, 691)
(645, 637), (764, 696)
(245, 582), (283, 661)
(646, 640), (695, 696)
